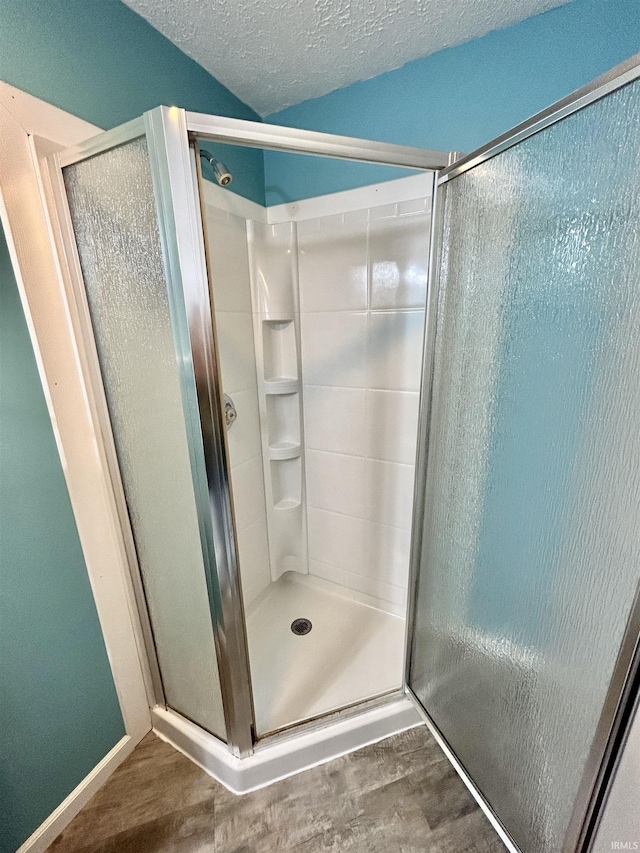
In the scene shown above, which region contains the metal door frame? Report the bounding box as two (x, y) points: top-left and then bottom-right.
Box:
(405, 50), (640, 853)
(49, 110), (447, 758)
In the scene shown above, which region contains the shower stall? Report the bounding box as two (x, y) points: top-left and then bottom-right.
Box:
(41, 52), (640, 853)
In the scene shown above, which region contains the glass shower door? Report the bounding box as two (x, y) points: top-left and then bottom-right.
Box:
(62, 136), (229, 740)
(408, 74), (640, 852)
(53, 111), (256, 756)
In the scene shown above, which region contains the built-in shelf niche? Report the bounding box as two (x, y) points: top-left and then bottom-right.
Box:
(270, 457), (302, 510)
(248, 215), (307, 583)
(266, 392), (301, 458)
(262, 319), (297, 382)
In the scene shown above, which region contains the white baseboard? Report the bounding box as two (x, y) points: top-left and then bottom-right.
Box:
(153, 694), (422, 795)
(15, 697), (420, 851)
(16, 735), (136, 853)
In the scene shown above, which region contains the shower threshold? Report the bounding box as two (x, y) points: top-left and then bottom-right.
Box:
(152, 690), (421, 795)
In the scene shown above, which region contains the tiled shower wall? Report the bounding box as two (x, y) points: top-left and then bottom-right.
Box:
(298, 198), (431, 615)
(205, 179), (431, 616)
(205, 203), (271, 607)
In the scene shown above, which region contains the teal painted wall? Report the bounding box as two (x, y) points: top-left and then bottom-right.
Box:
(198, 141), (266, 209)
(263, 148), (417, 207)
(0, 225), (125, 853)
(0, 0), (265, 204)
(0, 2), (271, 848)
(1, 2), (637, 848)
(264, 0), (640, 203)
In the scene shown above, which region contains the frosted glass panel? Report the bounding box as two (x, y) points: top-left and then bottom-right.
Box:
(410, 79), (640, 852)
(63, 138), (226, 739)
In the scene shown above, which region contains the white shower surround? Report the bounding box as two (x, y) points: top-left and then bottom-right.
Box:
(295, 188), (431, 616)
(204, 172), (432, 616)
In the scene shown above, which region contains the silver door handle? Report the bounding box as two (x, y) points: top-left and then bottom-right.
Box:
(224, 394), (237, 429)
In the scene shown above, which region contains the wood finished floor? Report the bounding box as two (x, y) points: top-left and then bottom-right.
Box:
(48, 727), (506, 853)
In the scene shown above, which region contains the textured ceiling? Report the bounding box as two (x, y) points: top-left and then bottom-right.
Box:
(122, 0), (572, 116)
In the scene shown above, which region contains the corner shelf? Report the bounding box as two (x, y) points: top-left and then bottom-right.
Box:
(247, 218), (308, 581)
(270, 456), (301, 510)
(263, 319), (297, 383)
(273, 498), (302, 511)
(269, 442), (302, 461)
(262, 378), (300, 395)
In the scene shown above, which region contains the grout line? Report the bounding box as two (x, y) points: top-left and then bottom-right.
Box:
(299, 308), (426, 316)
(308, 559), (406, 612)
(310, 557), (406, 593)
(299, 307), (427, 314)
(235, 512), (268, 536)
(305, 445), (416, 467)
(225, 386), (260, 397)
(303, 384), (419, 395)
(306, 447), (414, 469)
(301, 383), (422, 394)
(306, 503), (413, 535)
(222, 384), (259, 395)
(230, 446), (263, 463)
(304, 384), (419, 466)
(230, 450), (264, 471)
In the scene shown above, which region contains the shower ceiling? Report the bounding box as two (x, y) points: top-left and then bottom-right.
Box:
(121, 0), (572, 116)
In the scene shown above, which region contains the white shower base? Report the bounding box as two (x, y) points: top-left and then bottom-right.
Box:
(153, 570), (417, 795)
(245, 571), (405, 735)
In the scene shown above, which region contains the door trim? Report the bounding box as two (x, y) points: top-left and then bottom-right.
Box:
(0, 84), (152, 740)
(0, 83), (152, 850)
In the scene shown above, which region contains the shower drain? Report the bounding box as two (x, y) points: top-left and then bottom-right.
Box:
(291, 618), (312, 636)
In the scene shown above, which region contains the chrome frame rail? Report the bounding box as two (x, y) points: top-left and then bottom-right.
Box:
(403, 170), (442, 689)
(405, 49), (640, 853)
(185, 112), (449, 170)
(566, 582), (640, 853)
(57, 117), (145, 168)
(144, 106), (255, 757)
(255, 688), (407, 748)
